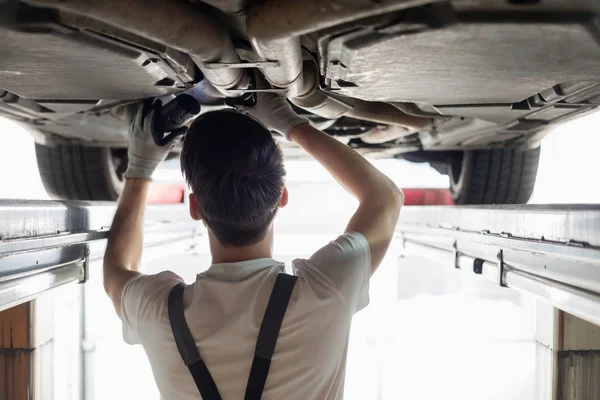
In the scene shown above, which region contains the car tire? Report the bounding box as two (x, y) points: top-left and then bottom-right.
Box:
(35, 143), (127, 201)
(448, 147), (541, 205)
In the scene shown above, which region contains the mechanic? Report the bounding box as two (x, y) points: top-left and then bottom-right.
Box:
(102, 90), (404, 399)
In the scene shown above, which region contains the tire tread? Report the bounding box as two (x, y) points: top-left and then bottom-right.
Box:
(453, 147), (540, 205)
(35, 144), (122, 200)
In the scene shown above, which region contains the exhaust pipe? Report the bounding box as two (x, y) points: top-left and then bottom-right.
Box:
(246, 0), (432, 97)
(24, 0), (245, 93)
(249, 37), (304, 97)
(291, 64), (431, 130)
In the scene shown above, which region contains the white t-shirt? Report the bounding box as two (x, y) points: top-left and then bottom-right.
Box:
(121, 232), (371, 400)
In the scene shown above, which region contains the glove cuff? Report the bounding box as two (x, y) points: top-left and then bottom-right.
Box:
(123, 168), (154, 181)
(283, 119), (309, 141)
(124, 154), (162, 180)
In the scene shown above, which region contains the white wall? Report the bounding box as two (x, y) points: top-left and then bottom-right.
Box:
(530, 111), (600, 204)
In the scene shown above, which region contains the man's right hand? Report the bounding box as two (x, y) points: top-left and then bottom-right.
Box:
(124, 100), (176, 181)
(240, 92), (308, 140)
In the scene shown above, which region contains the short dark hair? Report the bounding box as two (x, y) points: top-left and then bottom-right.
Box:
(180, 110), (286, 247)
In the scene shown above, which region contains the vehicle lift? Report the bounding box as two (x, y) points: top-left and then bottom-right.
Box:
(0, 200), (599, 399)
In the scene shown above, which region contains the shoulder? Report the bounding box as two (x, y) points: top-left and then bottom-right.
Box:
(121, 271), (183, 322)
(324, 232), (370, 257)
(122, 270), (184, 303)
(121, 270), (184, 345)
(293, 232), (371, 312)
(301, 232), (370, 269)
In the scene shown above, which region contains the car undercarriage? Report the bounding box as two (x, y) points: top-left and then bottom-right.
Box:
(1, 0), (599, 202)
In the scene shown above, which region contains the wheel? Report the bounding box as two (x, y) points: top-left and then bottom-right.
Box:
(35, 143), (127, 200)
(448, 147), (541, 205)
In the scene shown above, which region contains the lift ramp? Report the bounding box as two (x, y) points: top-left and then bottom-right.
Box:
(397, 204), (600, 327)
(1, 200), (599, 328)
(0, 200), (197, 312)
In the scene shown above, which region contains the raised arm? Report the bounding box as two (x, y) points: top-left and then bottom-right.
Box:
(103, 101), (175, 316)
(289, 124), (403, 273)
(242, 94), (403, 274)
(103, 179), (147, 315)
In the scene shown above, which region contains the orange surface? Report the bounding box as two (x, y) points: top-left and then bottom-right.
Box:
(0, 303), (31, 400)
(146, 186), (453, 206)
(147, 183), (185, 204)
(402, 188), (454, 206)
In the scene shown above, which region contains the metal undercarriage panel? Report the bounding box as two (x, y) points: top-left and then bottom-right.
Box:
(0, 1), (198, 144)
(324, 17), (600, 105)
(0, 6), (195, 101)
(316, 7), (600, 151)
(0, 24), (177, 101)
(1, 0), (600, 152)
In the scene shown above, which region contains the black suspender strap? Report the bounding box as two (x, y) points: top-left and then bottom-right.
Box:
(244, 273), (298, 400)
(167, 273), (298, 400)
(168, 283), (223, 400)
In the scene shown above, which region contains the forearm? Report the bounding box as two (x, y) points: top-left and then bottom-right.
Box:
(103, 99), (170, 315)
(244, 91), (402, 274)
(104, 179), (150, 273)
(289, 123), (401, 202)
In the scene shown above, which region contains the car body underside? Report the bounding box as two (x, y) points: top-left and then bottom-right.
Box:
(1, 0), (599, 202)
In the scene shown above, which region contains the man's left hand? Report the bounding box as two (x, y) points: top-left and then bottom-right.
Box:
(124, 100), (175, 181)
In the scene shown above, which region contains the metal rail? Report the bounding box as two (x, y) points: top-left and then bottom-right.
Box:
(397, 204), (600, 327)
(3, 200), (599, 324)
(0, 200), (198, 312)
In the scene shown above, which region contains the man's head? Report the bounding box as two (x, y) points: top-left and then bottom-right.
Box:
(181, 110), (287, 247)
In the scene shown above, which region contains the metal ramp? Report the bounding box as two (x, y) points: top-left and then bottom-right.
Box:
(2, 199), (598, 326)
(397, 204), (600, 327)
(0, 200), (196, 312)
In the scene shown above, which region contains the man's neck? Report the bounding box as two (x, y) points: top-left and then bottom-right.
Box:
(208, 229), (274, 264)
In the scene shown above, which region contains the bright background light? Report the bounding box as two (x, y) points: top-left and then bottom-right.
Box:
(2, 111), (599, 203)
(529, 111), (600, 203)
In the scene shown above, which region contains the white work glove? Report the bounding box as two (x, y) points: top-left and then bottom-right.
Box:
(124, 100), (175, 180)
(240, 91), (309, 141)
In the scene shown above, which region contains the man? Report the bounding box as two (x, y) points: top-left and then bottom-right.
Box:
(103, 90), (403, 399)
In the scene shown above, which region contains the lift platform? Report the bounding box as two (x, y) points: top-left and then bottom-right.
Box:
(397, 204), (600, 327)
(0, 200), (196, 312)
(2, 200), (598, 326)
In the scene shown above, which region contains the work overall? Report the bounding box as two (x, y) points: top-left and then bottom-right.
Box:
(168, 273), (298, 400)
